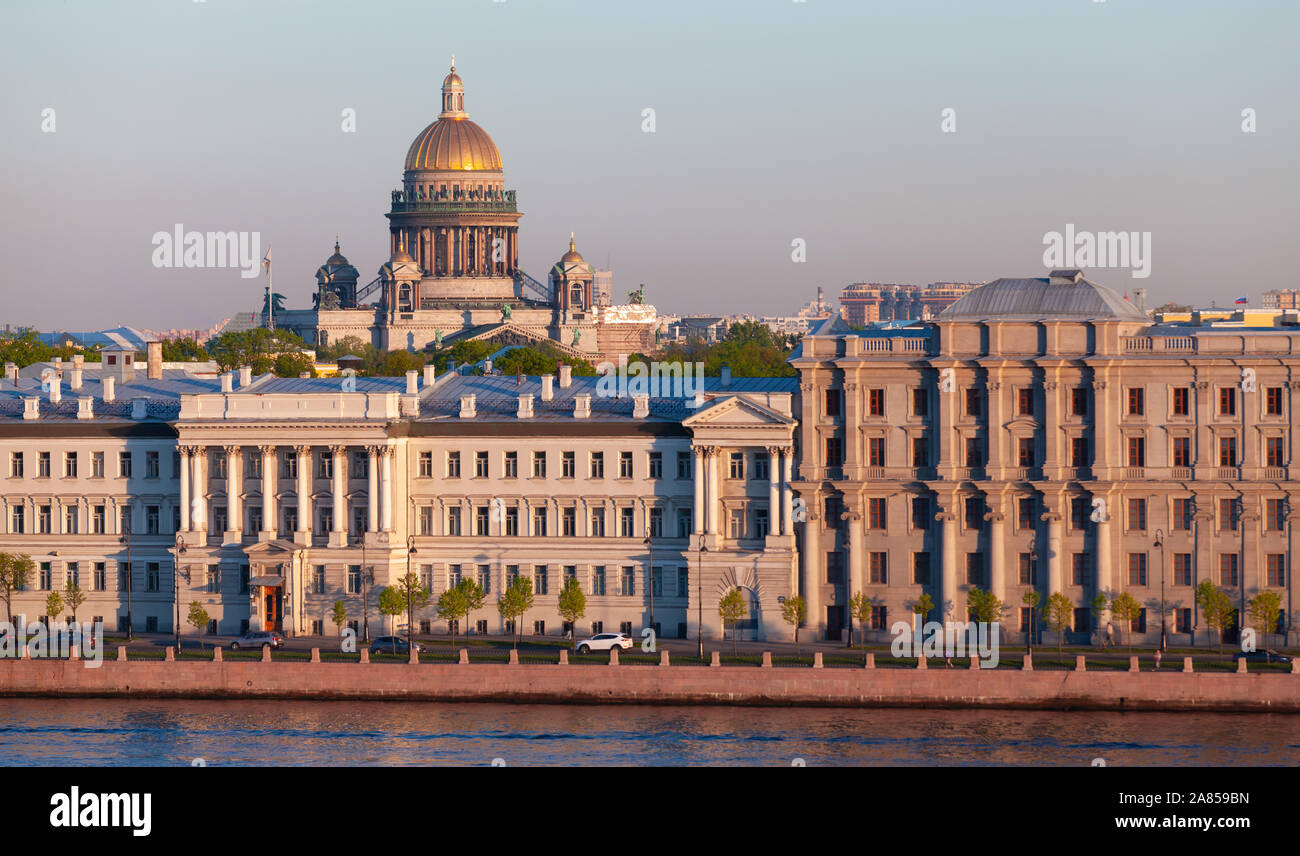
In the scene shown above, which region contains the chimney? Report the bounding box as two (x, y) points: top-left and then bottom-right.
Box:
(22, 397), (38, 420)
(102, 376), (116, 403)
(220, 373), (234, 393)
(72, 354), (84, 369)
(146, 341), (163, 380)
(105, 347), (136, 383)
(1133, 288), (1148, 313)
(517, 393), (534, 419)
(76, 396), (94, 420)
(48, 375), (61, 404)
(131, 398), (147, 420)
(483, 359), (493, 374)
(1048, 269), (1084, 286)
(52, 356), (63, 377)
(720, 365), (732, 387)
(573, 394), (591, 419)
(423, 364), (436, 387)
(238, 365), (252, 387)
(459, 394), (476, 418)
(69, 366), (83, 390)
(633, 394), (649, 419)
(559, 364), (573, 389)
(448, 360), (457, 375)
(406, 370), (418, 395)
(4, 362), (16, 386)
(541, 374), (554, 401)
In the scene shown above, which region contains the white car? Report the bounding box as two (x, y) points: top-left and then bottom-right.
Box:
(230, 631), (283, 650)
(576, 633), (633, 654)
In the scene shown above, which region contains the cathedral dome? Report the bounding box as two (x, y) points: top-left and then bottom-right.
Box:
(560, 234), (586, 266)
(404, 60), (502, 172)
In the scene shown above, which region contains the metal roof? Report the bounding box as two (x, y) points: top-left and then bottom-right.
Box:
(937, 276), (1149, 322)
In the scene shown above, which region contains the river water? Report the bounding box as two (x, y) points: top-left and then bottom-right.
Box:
(0, 699), (1295, 766)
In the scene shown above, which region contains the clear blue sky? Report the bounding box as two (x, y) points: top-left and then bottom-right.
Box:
(1, 0), (1296, 330)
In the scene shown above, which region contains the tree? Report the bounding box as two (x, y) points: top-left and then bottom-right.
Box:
(377, 587), (405, 652)
(45, 591), (64, 630)
(161, 337), (209, 362)
(491, 345), (598, 378)
(1045, 592), (1074, 654)
(497, 577), (534, 649)
(911, 593), (935, 625)
(965, 586), (1004, 625)
(780, 595), (807, 655)
(436, 583), (467, 649)
(847, 592), (872, 648)
(187, 602), (211, 651)
(1195, 581), (1233, 655)
(1090, 593), (1110, 643)
(718, 588), (747, 656)
(394, 571), (431, 652)
(272, 352), (317, 378)
(1022, 590), (1041, 649)
(0, 552), (35, 623)
(1248, 591), (1284, 661)
(331, 600), (348, 636)
(63, 581), (86, 628)
(1109, 592), (1144, 655)
(556, 576), (587, 649)
(206, 328), (311, 373)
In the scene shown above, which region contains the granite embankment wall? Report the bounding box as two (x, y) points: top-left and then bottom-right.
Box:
(2, 650), (1299, 712)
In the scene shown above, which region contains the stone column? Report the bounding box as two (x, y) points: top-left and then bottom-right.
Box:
(767, 446), (780, 537)
(938, 364), (957, 478)
(782, 447), (794, 536)
(843, 381), (860, 477)
(1044, 504), (1064, 596)
(191, 447), (206, 532)
(939, 504), (957, 620)
(987, 502), (1006, 613)
(692, 446), (705, 534)
(380, 447), (393, 531)
(331, 445), (347, 546)
(1096, 490), (1113, 609)
(224, 445), (242, 539)
(804, 493), (824, 638)
(706, 448), (720, 535)
(367, 446), (380, 533)
(178, 446), (191, 532)
(295, 445), (311, 541)
(259, 445), (277, 539)
(1043, 377), (1060, 479)
(986, 380), (1003, 476)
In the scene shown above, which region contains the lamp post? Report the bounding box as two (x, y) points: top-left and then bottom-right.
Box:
(119, 523), (133, 642)
(350, 533), (369, 642)
(1154, 528), (1167, 650)
(406, 534), (418, 651)
(173, 536), (187, 651)
(696, 536), (707, 660)
(643, 535), (655, 639)
(1027, 534), (1038, 658)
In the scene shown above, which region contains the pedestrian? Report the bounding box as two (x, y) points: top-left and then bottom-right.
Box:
(1105, 622), (1114, 649)
(1153, 648), (1162, 670)
(944, 645), (953, 669)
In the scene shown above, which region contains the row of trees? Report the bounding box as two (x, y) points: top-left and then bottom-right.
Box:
(654, 319), (798, 378)
(0, 329), (103, 368)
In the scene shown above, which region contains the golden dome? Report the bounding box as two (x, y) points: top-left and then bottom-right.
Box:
(443, 70), (463, 89)
(560, 234), (586, 265)
(404, 117), (503, 172)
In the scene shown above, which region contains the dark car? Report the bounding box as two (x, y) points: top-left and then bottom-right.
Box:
(370, 636), (423, 655)
(1232, 650), (1291, 663)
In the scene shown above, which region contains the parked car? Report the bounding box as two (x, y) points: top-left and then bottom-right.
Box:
(370, 636), (423, 655)
(576, 633), (633, 654)
(1232, 650), (1291, 663)
(230, 631), (283, 650)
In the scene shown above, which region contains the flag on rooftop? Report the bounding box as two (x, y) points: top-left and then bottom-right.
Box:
(1235, 296), (1248, 305)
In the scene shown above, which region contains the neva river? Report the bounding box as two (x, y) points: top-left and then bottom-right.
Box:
(1, 698), (1296, 766)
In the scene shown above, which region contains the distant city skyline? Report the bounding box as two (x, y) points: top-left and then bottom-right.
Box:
(2, 0), (1297, 330)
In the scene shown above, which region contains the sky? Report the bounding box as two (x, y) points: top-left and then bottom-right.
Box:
(1, 0), (1297, 331)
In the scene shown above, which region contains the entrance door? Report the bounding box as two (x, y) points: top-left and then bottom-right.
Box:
(264, 587), (283, 631)
(826, 605), (844, 641)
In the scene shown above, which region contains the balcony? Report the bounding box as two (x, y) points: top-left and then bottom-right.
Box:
(1171, 467), (1193, 480)
(862, 467), (886, 480)
(1012, 467), (1042, 481)
(1217, 467), (1240, 480)
(1065, 467), (1092, 480)
(1123, 467), (1145, 481)
(1264, 467), (1287, 480)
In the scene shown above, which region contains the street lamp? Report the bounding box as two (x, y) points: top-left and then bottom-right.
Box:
(1026, 534), (1038, 659)
(350, 533), (369, 642)
(696, 536), (707, 660)
(643, 534), (655, 639)
(119, 525), (133, 642)
(173, 536), (187, 651)
(406, 534), (418, 651)
(1154, 528), (1167, 650)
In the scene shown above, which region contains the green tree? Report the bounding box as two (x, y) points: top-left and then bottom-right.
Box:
(1045, 592), (1074, 654)
(318, 335), (372, 361)
(161, 337), (209, 362)
(847, 591), (872, 648)
(1195, 580), (1233, 655)
(0, 329), (53, 368)
(427, 340), (496, 374)
(331, 600), (348, 636)
(1248, 590), (1284, 661)
(368, 349), (426, 377)
(1091, 593), (1110, 643)
(556, 576), (587, 649)
(206, 328), (311, 373)
(377, 586), (405, 652)
(187, 602), (211, 651)
(718, 588), (747, 655)
(436, 582), (471, 649)
(0, 552), (35, 623)
(965, 586), (1004, 625)
(1109, 592), (1144, 655)
(780, 595), (807, 655)
(45, 591), (64, 630)
(62, 581), (86, 628)
(394, 571), (430, 652)
(272, 352), (317, 378)
(911, 592), (935, 624)
(497, 576), (535, 649)
(492, 345), (598, 378)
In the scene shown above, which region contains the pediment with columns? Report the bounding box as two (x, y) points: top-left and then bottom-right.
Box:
(683, 395), (795, 430)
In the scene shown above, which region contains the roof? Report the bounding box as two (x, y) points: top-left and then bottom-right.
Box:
(937, 275), (1149, 322)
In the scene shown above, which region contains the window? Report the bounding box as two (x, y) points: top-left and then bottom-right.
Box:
(912, 388), (928, 417)
(38, 504), (51, 534)
(1070, 496), (1089, 531)
(562, 451), (576, 478)
(63, 451), (77, 478)
(1218, 498), (1237, 531)
(9, 451), (22, 478)
(146, 562), (160, 592)
(312, 565), (326, 594)
(1070, 437), (1089, 467)
(534, 507), (549, 537)
(964, 388), (981, 417)
(1176, 608), (1192, 634)
(1127, 553), (1148, 586)
(1126, 498), (1147, 532)
(534, 566), (549, 596)
(870, 605), (888, 631)
(1017, 388), (1033, 416)
(911, 437), (929, 467)
(753, 453), (768, 481)
(677, 508), (692, 538)
(91, 452), (104, 478)
(825, 552), (844, 585)
(592, 566), (606, 596)
(868, 438), (885, 467)
(478, 565), (492, 594)
(964, 497), (983, 530)
(1172, 436), (1191, 468)
(867, 388), (885, 416)
(824, 437), (843, 468)
(1266, 437), (1285, 467)
(418, 451), (433, 477)
(1017, 437), (1034, 467)
(754, 507), (768, 537)
(351, 450), (367, 479)
(10, 506), (23, 534)
(532, 451), (547, 478)
(619, 451), (633, 479)
(282, 451), (297, 479)
(1219, 553), (1239, 587)
(1017, 497), (1035, 530)
(590, 452), (604, 479)
(502, 450), (518, 479)
(1266, 386), (1283, 415)
(964, 437), (982, 467)
(677, 451), (691, 479)
(590, 508), (605, 537)
(912, 552), (930, 585)
(649, 507), (663, 538)
(93, 562), (105, 591)
(213, 451), (227, 480)
(347, 565), (361, 594)
(1266, 554), (1286, 587)
(1266, 498), (1286, 531)
(1071, 553), (1089, 586)
(1173, 498), (1193, 531)
(824, 388), (842, 417)
(39, 562), (51, 590)
(419, 506), (433, 536)
(474, 451), (488, 478)
(1173, 387), (1190, 416)
(677, 567), (689, 597)
(65, 562), (79, 588)
(911, 496), (930, 531)
(447, 507), (462, 536)
(1127, 436), (1145, 467)
(868, 552), (887, 584)
(248, 452), (262, 479)
(1018, 552), (1033, 585)
(867, 498), (887, 530)
(728, 508), (744, 539)
(145, 451), (159, 478)
(446, 450), (461, 478)
(1219, 387), (1236, 416)
(1173, 554), (1192, 586)
(1127, 387), (1144, 416)
(562, 506), (577, 537)
(446, 564), (463, 588)
(117, 452), (130, 479)
(145, 505), (160, 535)
(475, 506), (490, 536)
(1071, 387), (1088, 416)
(965, 553), (983, 586)
(728, 452), (744, 480)
(64, 506), (78, 534)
